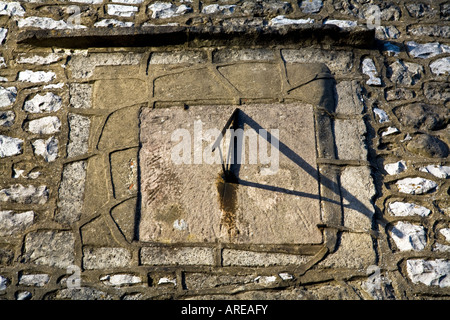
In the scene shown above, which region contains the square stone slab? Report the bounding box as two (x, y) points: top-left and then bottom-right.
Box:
(138, 103), (323, 244)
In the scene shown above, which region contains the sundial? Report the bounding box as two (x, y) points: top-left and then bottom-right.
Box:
(138, 103), (323, 245)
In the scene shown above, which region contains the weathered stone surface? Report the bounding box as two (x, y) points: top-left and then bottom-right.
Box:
(17, 53), (64, 65)
(408, 25), (450, 38)
(148, 2), (191, 18)
(407, 259), (450, 287)
(111, 198), (137, 242)
(0, 1), (25, 16)
(22, 231), (75, 268)
(19, 274), (50, 287)
(184, 273), (255, 290)
(387, 60), (423, 85)
(390, 221), (427, 251)
(362, 57), (381, 86)
(0, 184), (48, 204)
(395, 104), (449, 131)
(340, 166), (375, 231)
(97, 105), (140, 150)
(56, 161), (86, 224)
(218, 63), (281, 98)
(406, 134), (449, 158)
(150, 51), (207, 64)
(385, 88), (415, 101)
(213, 49), (275, 63)
(23, 92), (62, 113)
(373, 108), (389, 123)
(140, 246), (214, 266)
(110, 148), (138, 199)
(420, 165), (450, 179)
(154, 68), (230, 101)
(406, 3), (437, 18)
(83, 247), (131, 269)
(201, 4), (235, 15)
(270, 15), (314, 26)
(49, 287), (112, 300)
(32, 136), (58, 162)
(100, 274), (141, 286)
(222, 249), (309, 267)
(139, 104), (323, 244)
(396, 177), (438, 195)
(300, 0), (323, 13)
(334, 118), (367, 160)
(319, 233), (375, 269)
(424, 82), (450, 103)
(107, 4), (139, 17)
(80, 216), (117, 246)
(94, 19), (134, 28)
(0, 86), (17, 108)
(67, 113), (90, 157)
(0, 275), (9, 290)
(18, 16), (87, 29)
(69, 52), (142, 79)
(282, 49), (353, 74)
(0, 135), (23, 157)
(69, 83), (92, 109)
(384, 160), (407, 175)
(335, 80), (363, 115)
(0, 210), (34, 236)
(376, 25), (400, 39)
(93, 78), (146, 111)
(17, 70), (55, 83)
(324, 19), (358, 28)
(388, 202), (431, 217)
(407, 41), (450, 59)
(430, 57), (450, 76)
(26, 116), (61, 134)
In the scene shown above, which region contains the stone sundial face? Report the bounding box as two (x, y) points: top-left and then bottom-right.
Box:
(138, 103), (323, 245)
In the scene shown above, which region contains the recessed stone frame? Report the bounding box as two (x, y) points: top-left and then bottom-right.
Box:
(67, 47), (374, 274)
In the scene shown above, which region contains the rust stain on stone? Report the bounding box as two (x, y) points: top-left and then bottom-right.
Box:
(216, 171), (239, 240)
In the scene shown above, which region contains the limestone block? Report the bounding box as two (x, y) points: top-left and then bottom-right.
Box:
(18, 274), (50, 287)
(282, 49), (353, 75)
(23, 92), (62, 113)
(0, 135), (23, 157)
(0, 86), (17, 108)
(394, 103), (448, 131)
(0, 210), (34, 236)
(32, 136), (58, 162)
(67, 113), (90, 157)
(390, 221), (427, 251)
(388, 201), (431, 217)
(55, 161), (86, 224)
(222, 249), (309, 267)
(148, 2), (192, 18)
(17, 70), (55, 83)
(107, 4), (138, 17)
(0, 184), (48, 204)
(334, 118), (367, 161)
(83, 247), (131, 269)
(407, 259), (450, 287)
(387, 60), (423, 85)
(319, 232), (376, 269)
(140, 246), (215, 266)
(335, 80), (363, 115)
(217, 63), (281, 98)
(26, 116), (61, 134)
(0, 110), (14, 127)
(153, 68), (231, 101)
(406, 134), (449, 158)
(69, 83), (92, 109)
(22, 231), (75, 268)
(396, 177), (438, 195)
(430, 57), (450, 76)
(340, 166), (375, 231)
(110, 147), (138, 199)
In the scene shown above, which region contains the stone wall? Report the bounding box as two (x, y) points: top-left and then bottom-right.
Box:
(0, 0), (449, 300)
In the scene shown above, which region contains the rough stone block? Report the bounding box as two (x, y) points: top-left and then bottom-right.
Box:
(319, 232), (375, 269)
(0, 184), (48, 204)
(83, 247), (132, 269)
(222, 249), (309, 267)
(340, 166), (375, 231)
(407, 259), (450, 287)
(67, 113), (90, 157)
(335, 80), (363, 115)
(0, 134), (23, 157)
(23, 92), (62, 113)
(281, 49), (353, 74)
(55, 161), (86, 224)
(334, 118), (367, 161)
(22, 231), (75, 268)
(140, 246), (215, 266)
(0, 210), (34, 236)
